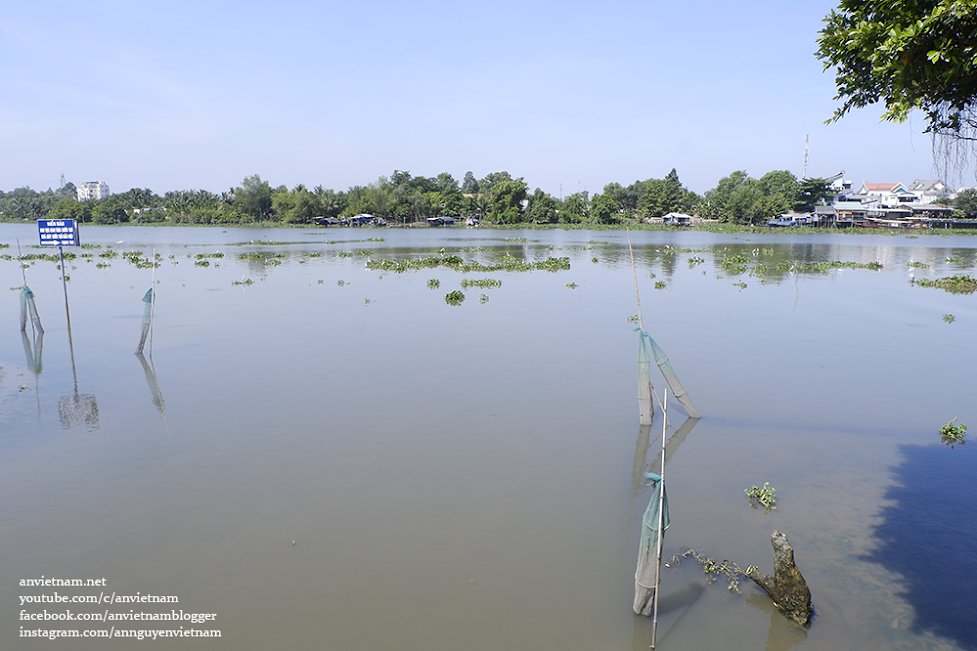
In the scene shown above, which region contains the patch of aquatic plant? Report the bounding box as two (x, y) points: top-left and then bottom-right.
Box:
(307, 252), (321, 257)
(98, 250), (117, 259)
(364, 298), (371, 305)
(628, 315), (639, 323)
(655, 281), (667, 289)
(122, 251), (156, 268)
(945, 255), (965, 263)
(237, 240), (295, 246)
(592, 257), (599, 263)
(19, 252), (77, 262)
(733, 281), (747, 290)
(807, 260), (883, 272)
(321, 238), (383, 245)
(356, 250), (373, 256)
(748, 265), (769, 281)
(586, 240), (614, 245)
(337, 280), (346, 286)
(460, 278), (502, 289)
(96, 262), (110, 269)
(427, 279), (440, 289)
(81, 243), (101, 249)
(196, 252), (224, 259)
(943, 314), (955, 323)
(687, 256), (705, 268)
(669, 549), (756, 594)
(238, 252), (286, 262)
(939, 418), (967, 447)
(908, 261), (930, 269)
(337, 251), (353, 258)
(195, 260), (210, 267)
(232, 278), (254, 286)
(480, 294), (489, 303)
(915, 275), (977, 294)
(498, 237), (538, 243)
(745, 482), (776, 512)
(366, 255), (570, 273)
(721, 254), (751, 266)
(566, 282), (578, 289)
(445, 290), (465, 305)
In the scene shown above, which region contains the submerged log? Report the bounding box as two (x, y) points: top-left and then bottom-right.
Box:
(746, 530), (813, 626)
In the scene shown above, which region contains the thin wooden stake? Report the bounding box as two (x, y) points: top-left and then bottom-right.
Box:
(627, 229), (644, 330)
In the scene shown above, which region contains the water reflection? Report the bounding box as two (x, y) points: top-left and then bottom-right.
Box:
(630, 417), (699, 500)
(57, 289), (98, 430)
(863, 443), (977, 650)
(744, 593), (808, 651)
(21, 330), (43, 375)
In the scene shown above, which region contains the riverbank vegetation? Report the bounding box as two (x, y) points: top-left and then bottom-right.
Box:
(4, 168), (972, 229)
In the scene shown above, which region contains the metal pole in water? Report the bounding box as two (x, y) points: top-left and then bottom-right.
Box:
(650, 389), (667, 649)
(59, 245), (78, 394)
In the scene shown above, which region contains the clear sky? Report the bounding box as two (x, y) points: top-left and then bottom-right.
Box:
(0, 0), (950, 197)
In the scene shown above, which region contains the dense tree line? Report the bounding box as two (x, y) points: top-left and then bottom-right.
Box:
(4, 168), (964, 227)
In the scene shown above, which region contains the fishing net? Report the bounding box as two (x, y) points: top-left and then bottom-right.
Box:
(637, 329), (700, 419)
(135, 288), (153, 354)
(21, 331), (44, 375)
(634, 472), (670, 616)
(19, 287), (44, 334)
(637, 332), (655, 425)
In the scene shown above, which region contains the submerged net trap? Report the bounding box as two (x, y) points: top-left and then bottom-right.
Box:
(634, 472), (670, 616)
(636, 329), (701, 419)
(19, 287), (44, 334)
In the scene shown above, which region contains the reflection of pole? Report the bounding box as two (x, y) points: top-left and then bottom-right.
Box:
(651, 390), (668, 649)
(149, 248), (156, 357)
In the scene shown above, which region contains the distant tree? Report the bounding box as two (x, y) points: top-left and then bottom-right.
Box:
(953, 187), (977, 217)
(461, 171), (480, 194)
(480, 171), (513, 193)
(640, 169), (686, 217)
(56, 182), (77, 201)
(489, 177), (528, 224)
(590, 193), (619, 224)
(47, 198), (91, 222)
(526, 188), (558, 224)
(558, 192), (589, 223)
(91, 196), (129, 224)
(234, 175), (274, 221)
(795, 178), (834, 212)
(602, 181), (641, 213)
(759, 171), (799, 204)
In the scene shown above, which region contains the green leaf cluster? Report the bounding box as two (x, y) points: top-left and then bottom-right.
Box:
(817, 1), (977, 137)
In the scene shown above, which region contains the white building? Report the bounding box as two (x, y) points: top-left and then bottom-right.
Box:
(77, 181), (110, 201)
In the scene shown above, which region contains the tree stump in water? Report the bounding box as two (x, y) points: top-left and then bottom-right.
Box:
(747, 530), (813, 626)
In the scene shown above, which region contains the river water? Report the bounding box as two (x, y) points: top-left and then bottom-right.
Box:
(1, 224), (975, 650)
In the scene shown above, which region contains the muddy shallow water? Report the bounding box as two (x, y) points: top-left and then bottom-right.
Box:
(1, 224), (975, 650)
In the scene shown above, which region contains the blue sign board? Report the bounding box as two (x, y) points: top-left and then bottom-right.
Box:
(37, 219), (80, 247)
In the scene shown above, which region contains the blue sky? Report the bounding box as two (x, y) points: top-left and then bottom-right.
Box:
(0, 0), (946, 197)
